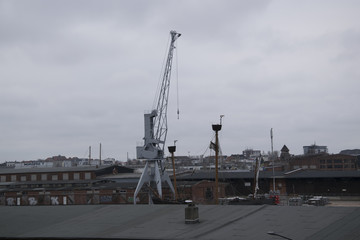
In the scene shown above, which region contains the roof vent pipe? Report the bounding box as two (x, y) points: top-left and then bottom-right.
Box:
(185, 200), (199, 224)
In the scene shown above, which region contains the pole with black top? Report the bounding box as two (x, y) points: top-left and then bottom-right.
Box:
(168, 140), (178, 201)
(212, 115), (224, 205)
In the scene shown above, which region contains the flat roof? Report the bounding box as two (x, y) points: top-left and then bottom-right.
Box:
(0, 204), (359, 239)
(176, 170), (360, 180)
(284, 170), (360, 178)
(0, 166), (109, 174)
(99, 172), (142, 179)
(0, 165), (132, 175)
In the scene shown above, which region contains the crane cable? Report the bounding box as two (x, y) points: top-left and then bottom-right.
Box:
(152, 33), (180, 120)
(153, 35), (171, 110)
(175, 41), (180, 120)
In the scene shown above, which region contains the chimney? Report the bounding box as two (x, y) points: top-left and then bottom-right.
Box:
(185, 200), (199, 224)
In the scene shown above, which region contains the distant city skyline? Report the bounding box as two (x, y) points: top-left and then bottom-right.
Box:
(2, 143), (358, 163)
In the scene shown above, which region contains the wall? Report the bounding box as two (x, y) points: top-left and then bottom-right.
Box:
(0, 189), (137, 206)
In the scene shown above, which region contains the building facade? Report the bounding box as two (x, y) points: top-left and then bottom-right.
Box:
(303, 144), (328, 155)
(289, 154), (358, 171)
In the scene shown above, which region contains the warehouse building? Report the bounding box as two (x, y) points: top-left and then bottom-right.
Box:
(1, 163), (360, 206)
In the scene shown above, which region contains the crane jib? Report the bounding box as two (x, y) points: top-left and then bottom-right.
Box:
(137, 31), (181, 160)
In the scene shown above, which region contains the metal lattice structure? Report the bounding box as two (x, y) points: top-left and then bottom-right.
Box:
(134, 31), (181, 204)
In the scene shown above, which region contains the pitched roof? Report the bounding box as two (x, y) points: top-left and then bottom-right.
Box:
(281, 145), (289, 152)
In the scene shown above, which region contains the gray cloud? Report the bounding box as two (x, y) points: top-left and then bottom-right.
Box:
(1, 0), (360, 162)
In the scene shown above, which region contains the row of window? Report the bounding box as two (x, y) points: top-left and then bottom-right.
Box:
(320, 164), (355, 169)
(293, 163), (356, 170)
(0, 172), (92, 182)
(293, 165), (317, 169)
(319, 159), (353, 164)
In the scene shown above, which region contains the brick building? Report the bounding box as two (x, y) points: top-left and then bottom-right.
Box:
(0, 165), (135, 206)
(0, 165), (229, 206)
(2, 160), (360, 206)
(289, 153), (358, 171)
(177, 170), (360, 197)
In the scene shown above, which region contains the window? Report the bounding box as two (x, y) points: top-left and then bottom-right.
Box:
(41, 174), (47, 181)
(205, 187), (213, 200)
(334, 165), (342, 169)
(327, 165), (333, 169)
(73, 173), (80, 180)
(327, 160), (332, 164)
(31, 175), (37, 181)
(11, 175), (17, 182)
(310, 165), (317, 169)
(0, 176), (6, 182)
(334, 159), (342, 164)
(63, 173), (69, 181)
(20, 176), (27, 182)
(51, 175), (58, 181)
(320, 160), (325, 164)
(84, 172), (91, 180)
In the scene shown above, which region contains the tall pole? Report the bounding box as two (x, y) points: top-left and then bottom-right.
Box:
(271, 128), (275, 192)
(171, 151), (178, 200)
(89, 146), (91, 165)
(99, 143), (102, 166)
(212, 116), (223, 205)
(215, 129), (219, 204)
(253, 157), (260, 199)
(168, 143), (178, 201)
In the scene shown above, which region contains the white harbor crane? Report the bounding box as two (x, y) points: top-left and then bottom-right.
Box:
(134, 31), (181, 204)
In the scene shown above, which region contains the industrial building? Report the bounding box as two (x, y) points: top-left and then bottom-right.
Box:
(0, 165), (136, 205)
(0, 165), (228, 205)
(1, 163), (360, 206)
(289, 153), (358, 171)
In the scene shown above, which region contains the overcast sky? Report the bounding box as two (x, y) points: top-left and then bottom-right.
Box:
(1, 0), (360, 162)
